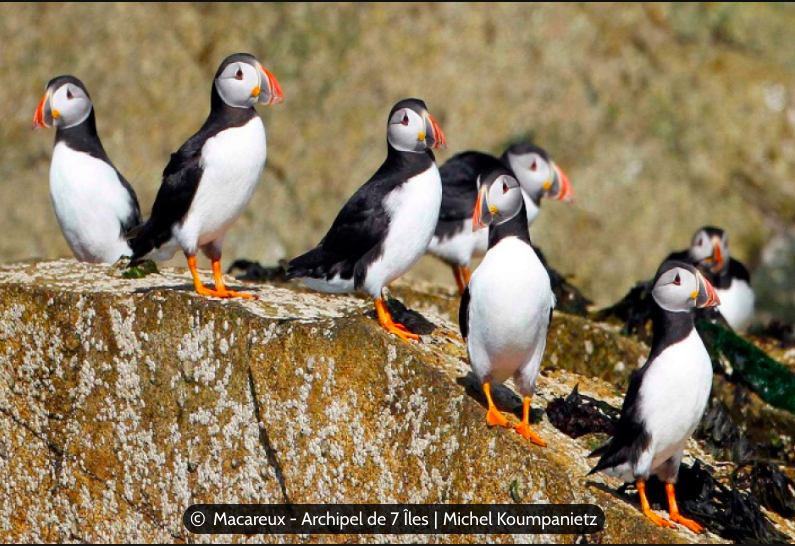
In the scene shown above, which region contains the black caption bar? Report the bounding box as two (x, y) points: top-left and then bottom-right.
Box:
(183, 504), (605, 534)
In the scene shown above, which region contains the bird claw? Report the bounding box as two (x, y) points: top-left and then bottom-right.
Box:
(195, 286), (255, 299)
(670, 513), (703, 534)
(514, 422), (546, 447)
(218, 289), (256, 299)
(195, 287), (232, 298)
(486, 406), (509, 428)
(385, 323), (420, 342)
(643, 508), (676, 529)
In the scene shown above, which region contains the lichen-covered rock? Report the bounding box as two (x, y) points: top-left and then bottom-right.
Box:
(0, 260), (790, 543)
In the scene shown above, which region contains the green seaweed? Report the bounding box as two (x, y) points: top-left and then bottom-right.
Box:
(121, 260), (159, 280)
(697, 320), (795, 415)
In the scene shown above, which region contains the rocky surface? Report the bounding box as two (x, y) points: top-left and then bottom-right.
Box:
(0, 260), (792, 543)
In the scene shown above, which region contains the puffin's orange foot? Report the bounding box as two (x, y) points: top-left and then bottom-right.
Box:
(375, 299), (419, 342)
(216, 288), (257, 299)
(643, 508), (676, 529)
(384, 322), (420, 342)
(514, 421), (546, 447)
(486, 406), (509, 428)
(665, 482), (702, 533)
(194, 285), (233, 298)
(209, 259), (256, 299)
(670, 513), (702, 534)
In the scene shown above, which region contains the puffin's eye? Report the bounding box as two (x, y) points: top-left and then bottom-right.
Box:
(502, 181), (509, 194)
(401, 114), (409, 126)
(66, 89), (74, 100)
(673, 273), (681, 286)
(530, 160), (538, 171)
(235, 68), (244, 80)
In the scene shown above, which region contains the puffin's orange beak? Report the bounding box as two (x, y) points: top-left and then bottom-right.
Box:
(712, 241), (724, 271)
(696, 272), (721, 308)
(259, 64), (283, 105)
(473, 184), (491, 231)
(425, 113), (447, 150)
(553, 162), (574, 202)
(33, 92), (49, 129)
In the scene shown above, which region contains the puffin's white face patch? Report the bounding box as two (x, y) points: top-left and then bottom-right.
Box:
(507, 152), (553, 198)
(652, 266), (699, 313)
(215, 61), (261, 109)
(50, 83), (92, 129)
(387, 108), (425, 152)
(484, 174), (523, 227)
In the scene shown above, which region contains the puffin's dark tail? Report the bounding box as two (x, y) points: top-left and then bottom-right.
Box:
(285, 246), (333, 280)
(126, 218), (170, 267)
(586, 440), (628, 476)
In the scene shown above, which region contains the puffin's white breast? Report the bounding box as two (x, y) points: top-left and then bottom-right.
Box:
(638, 329), (712, 472)
(180, 116), (267, 248)
(49, 143), (135, 263)
(467, 237), (554, 386)
(717, 280), (755, 332)
(362, 164), (442, 298)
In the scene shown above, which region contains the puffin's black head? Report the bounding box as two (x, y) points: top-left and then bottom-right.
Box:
(213, 53), (283, 109)
(651, 261), (720, 313)
(688, 226), (728, 274)
(33, 75), (93, 130)
(472, 163), (523, 231)
(500, 142), (573, 202)
(386, 98), (446, 153)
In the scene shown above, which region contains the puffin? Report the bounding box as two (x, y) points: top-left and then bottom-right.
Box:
(667, 226), (754, 331)
(458, 164), (555, 446)
(287, 98), (447, 341)
(589, 261), (720, 533)
(128, 53), (283, 298)
(33, 75), (142, 263)
(428, 143), (573, 293)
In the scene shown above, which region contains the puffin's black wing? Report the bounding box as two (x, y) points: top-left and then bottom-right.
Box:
(459, 285), (471, 340)
(288, 151), (432, 288)
(128, 142), (204, 264)
(438, 152), (504, 222)
(287, 179), (391, 285)
(588, 360), (653, 474)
